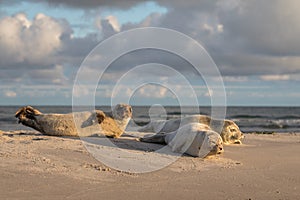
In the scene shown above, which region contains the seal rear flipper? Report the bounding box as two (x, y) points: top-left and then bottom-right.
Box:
(139, 133), (166, 144)
(15, 106), (28, 119)
(15, 106), (44, 133)
(15, 106), (42, 119)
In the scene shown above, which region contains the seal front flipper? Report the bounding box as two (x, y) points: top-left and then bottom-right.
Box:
(81, 110), (106, 128)
(139, 133), (167, 144)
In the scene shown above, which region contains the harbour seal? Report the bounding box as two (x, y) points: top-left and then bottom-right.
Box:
(140, 123), (224, 158)
(15, 104), (132, 138)
(81, 103), (133, 138)
(138, 115), (243, 144)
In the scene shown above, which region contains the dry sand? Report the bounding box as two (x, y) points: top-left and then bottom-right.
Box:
(0, 130), (299, 200)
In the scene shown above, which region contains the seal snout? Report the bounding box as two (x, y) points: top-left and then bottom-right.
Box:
(214, 141), (224, 154)
(217, 146), (224, 154)
(113, 104), (132, 120)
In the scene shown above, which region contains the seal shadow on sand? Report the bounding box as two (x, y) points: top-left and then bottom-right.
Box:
(3, 130), (227, 158)
(80, 133), (182, 157)
(2, 130), (175, 156)
(69, 133), (241, 172)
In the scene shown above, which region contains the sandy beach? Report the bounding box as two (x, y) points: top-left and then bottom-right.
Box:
(0, 130), (299, 200)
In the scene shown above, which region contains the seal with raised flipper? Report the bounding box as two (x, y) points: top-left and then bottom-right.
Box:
(138, 115), (243, 144)
(15, 104), (132, 138)
(140, 123), (224, 158)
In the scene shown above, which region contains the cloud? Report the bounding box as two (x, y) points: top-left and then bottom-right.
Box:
(0, 0), (211, 10)
(218, 0), (300, 56)
(4, 90), (17, 97)
(0, 13), (65, 67)
(3, 1), (300, 78)
(204, 88), (213, 97)
(0, 12), (100, 89)
(27, 65), (69, 85)
(136, 85), (169, 98)
(0, 12), (99, 70)
(105, 15), (120, 32)
(117, 0), (300, 77)
(0, 0), (143, 9)
(221, 76), (248, 82)
(95, 15), (120, 38)
(42, 0), (143, 9)
(260, 75), (290, 81)
(1, 0), (300, 106)
(260, 74), (300, 81)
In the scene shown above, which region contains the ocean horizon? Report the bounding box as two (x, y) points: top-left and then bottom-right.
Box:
(1, 105), (300, 133)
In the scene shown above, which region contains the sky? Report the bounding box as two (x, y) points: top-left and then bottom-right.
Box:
(0, 0), (300, 106)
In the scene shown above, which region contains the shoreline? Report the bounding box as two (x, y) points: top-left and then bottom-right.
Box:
(1, 130), (299, 199)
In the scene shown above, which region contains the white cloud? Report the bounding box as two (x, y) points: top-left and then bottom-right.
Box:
(259, 74), (300, 81)
(202, 23), (214, 35)
(222, 76), (248, 82)
(0, 13), (65, 66)
(105, 15), (120, 32)
(109, 84), (171, 99)
(260, 75), (290, 81)
(204, 88), (213, 97)
(217, 24), (223, 33)
(136, 85), (171, 98)
(4, 90), (17, 97)
(95, 15), (120, 39)
(0, 12), (99, 90)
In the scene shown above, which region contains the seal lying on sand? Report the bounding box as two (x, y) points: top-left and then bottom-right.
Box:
(81, 104), (132, 137)
(15, 104), (132, 138)
(140, 123), (224, 158)
(138, 115), (243, 144)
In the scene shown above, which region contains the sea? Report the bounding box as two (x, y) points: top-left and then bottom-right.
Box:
(1, 106), (300, 133)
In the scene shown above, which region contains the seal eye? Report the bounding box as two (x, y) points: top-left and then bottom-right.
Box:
(231, 135), (237, 139)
